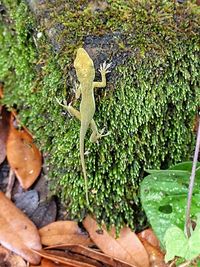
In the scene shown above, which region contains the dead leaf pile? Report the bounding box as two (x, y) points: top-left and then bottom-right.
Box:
(0, 189), (167, 267)
(0, 84), (167, 267)
(0, 191), (41, 265)
(0, 245), (27, 267)
(36, 215), (167, 267)
(0, 83), (42, 196)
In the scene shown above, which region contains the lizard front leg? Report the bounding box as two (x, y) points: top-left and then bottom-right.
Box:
(93, 62), (111, 88)
(55, 98), (78, 117)
(56, 83), (81, 110)
(90, 62), (111, 142)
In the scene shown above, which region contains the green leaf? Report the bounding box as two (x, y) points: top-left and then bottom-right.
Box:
(145, 169), (191, 176)
(168, 161), (200, 177)
(168, 161), (197, 171)
(164, 216), (200, 262)
(140, 162), (200, 247)
(186, 216), (200, 260)
(164, 225), (188, 262)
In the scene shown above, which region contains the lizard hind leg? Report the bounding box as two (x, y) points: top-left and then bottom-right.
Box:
(56, 98), (81, 120)
(89, 120), (110, 143)
(67, 105), (81, 120)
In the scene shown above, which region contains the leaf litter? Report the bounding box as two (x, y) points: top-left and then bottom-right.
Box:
(0, 84), (167, 267)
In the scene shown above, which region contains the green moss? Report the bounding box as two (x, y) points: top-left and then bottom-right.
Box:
(0, 0), (38, 134)
(0, 0), (199, 229)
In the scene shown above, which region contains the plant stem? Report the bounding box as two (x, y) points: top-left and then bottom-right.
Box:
(5, 168), (15, 199)
(178, 260), (191, 267)
(185, 115), (200, 238)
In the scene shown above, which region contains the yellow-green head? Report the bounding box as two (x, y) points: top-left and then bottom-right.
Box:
(74, 48), (95, 83)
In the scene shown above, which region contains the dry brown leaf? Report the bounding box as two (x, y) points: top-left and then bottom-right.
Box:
(33, 249), (98, 267)
(0, 245), (10, 262)
(0, 191), (41, 264)
(46, 244), (140, 267)
(0, 83), (9, 164)
(41, 258), (76, 267)
(0, 245), (27, 267)
(39, 221), (93, 247)
(0, 107), (10, 164)
(0, 82), (4, 99)
(41, 258), (70, 267)
(42, 249), (102, 267)
(6, 115), (42, 189)
(6, 252), (27, 267)
(139, 238), (167, 267)
(11, 109), (33, 137)
(137, 228), (160, 249)
(113, 227), (149, 267)
(83, 215), (148, 267)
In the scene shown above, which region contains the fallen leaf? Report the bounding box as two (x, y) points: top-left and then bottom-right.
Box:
(0, 245), (27, 267)
(0, 245), (10, 262)
(39, 221), (92, 247)
(6, 252), (27, 267)
(0, 83), (10, 165)
(0, 82), (4, 98)
(13, 189), (39, 216)
(46, 244), (139, 267)
(0, 191), (41, 264)
(42, 249), (103, 267)
(6, 115), (42, 189)
(33, 249), (98, 267)
(112, 227), (149, 267)
(0, 107), (10, 164)
(137, 228), (160, 248)
(10, 109), (34, 137)
(31, 198), (57, 228)
(83, 215), (148, 267)
(41, 258), (70, 267)
(139, 238), (167, 267)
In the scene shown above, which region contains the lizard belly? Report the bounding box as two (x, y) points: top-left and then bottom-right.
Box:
(80, 94), (95, 122)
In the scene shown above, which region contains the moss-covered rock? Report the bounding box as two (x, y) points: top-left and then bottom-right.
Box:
(0, 0), (199, 229)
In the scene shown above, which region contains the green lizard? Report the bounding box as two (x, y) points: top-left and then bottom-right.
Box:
(57, 48), (111, 205)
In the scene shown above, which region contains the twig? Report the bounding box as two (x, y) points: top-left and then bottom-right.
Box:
(184, 115), (200, 237)
(168, 258), (177, 267)
(5, 168), (15, 199)
(177, 260), (191, 267)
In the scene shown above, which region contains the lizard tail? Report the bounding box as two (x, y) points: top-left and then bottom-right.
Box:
(80, 124), (89, 206)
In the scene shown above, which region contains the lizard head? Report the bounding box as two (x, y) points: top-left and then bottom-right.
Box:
(74, 48), (95, 83)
